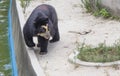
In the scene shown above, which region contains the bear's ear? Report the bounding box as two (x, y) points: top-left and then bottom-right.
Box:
(34, 13), (43, 25)
(41, 17), (49, 25)
(34, 16), (40, 25)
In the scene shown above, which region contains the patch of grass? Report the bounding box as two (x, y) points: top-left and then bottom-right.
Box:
(77, 40), (120, 62)
(81, 0), (102, 13)
(81, 0), (93, 12)
(99, 8), (111, 18)
(19, 0), (31, 13)
(93, 8), (111, 18)
(111, 16), (120, 21)
(81, 0), (120, 19)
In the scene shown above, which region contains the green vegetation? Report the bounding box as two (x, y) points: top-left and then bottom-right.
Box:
(20, 0), (31, 13)
(77, 40), (120, 62)
(93, 8), (111, 18)
(0, 0), (12, 76)
(81, 0), (120, 19)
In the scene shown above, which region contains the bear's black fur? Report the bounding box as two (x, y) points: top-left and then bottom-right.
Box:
(23, 4), (60, 54)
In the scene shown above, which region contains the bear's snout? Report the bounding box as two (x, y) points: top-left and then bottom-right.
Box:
(38, 27), (46, 33)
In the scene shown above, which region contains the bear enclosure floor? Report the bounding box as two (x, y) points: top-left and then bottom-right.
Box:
(24, 0), (120, 76)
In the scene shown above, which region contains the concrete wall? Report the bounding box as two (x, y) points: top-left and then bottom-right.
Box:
(10, 0), (45, 76)
(101, 0), (120, 17)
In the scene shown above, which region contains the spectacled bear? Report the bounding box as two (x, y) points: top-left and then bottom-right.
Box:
(23, 4), (60, 55)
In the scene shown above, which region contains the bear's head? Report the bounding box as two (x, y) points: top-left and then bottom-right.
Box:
(34, 13), (50, 39)
(34, 13), (49, 33)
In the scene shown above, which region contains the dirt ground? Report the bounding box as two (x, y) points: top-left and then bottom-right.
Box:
(24, 0), (120, 76)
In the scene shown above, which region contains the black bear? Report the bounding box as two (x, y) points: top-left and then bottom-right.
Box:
(23, 4), (60, 55)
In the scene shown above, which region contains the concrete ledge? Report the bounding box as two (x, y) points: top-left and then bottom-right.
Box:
(16, 1), (45, 76)
(68, 50), (120, 67)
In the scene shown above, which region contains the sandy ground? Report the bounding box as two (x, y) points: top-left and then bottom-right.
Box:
(24, 0), (120, 76)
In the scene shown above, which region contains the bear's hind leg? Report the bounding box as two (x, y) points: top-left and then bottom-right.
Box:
(50, 28), (60, 43)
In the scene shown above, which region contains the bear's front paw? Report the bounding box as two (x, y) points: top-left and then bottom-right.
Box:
(50, 39), (59, 43)
(39, 51), (47, 55)
(37, 43), (41, 47)
(27, 43), (35, 47)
